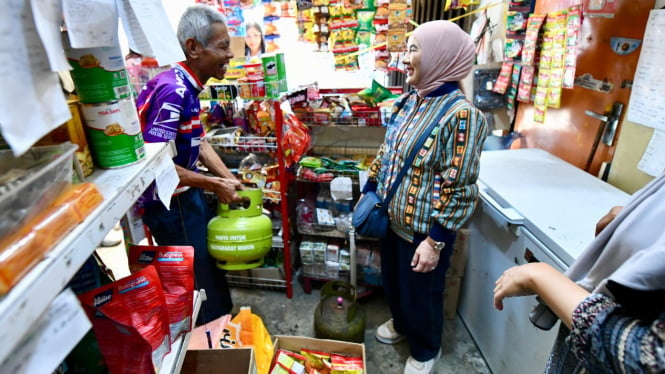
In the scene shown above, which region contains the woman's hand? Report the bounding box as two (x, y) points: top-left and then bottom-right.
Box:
(493, 263), (539, 311)
(595, 206), (623, 236)
(494, 262), (591, 329)
(410, 239), (440, 273)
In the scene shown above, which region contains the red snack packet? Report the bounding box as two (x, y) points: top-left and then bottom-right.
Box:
(78, 266), (170, 374)
(128, 245), (195, 342)
(331, 353), (364, 373)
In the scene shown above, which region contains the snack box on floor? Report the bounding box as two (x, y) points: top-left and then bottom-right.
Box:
(182, 347), (257, 374)
(272, 335), (366, 370)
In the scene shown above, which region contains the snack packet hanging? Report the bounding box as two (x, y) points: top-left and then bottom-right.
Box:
(357, 80), (394, 107)
(128, 245), (195, 343)
(78, 266), (170, 374)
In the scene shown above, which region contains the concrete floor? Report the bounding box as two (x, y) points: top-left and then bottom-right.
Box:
(96, 232), (491, 373)
(230, 280), (491, 374)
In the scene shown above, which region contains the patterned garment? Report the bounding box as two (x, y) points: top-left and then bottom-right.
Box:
(545, 293), (665, 373)
(136, 62), (206, 205)
(137, 62), (206, 171)
(367, 85), (488, 241)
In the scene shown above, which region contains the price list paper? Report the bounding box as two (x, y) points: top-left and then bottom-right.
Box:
(626, 9), (665, 131)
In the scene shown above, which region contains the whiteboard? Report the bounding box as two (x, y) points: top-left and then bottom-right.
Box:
(626, 9), (665, 130)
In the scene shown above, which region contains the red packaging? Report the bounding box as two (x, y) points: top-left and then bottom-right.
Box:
(78, 266), (170, 374)
(351, 105), (381, 126)
(128, 245), (195, 342)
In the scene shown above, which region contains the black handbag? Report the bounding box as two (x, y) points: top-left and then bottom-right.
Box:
(352, 96), (460, 238)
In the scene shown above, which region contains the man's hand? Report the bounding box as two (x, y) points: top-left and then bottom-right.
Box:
(209, 177), (243, 204)
(595, 206), (623, 236)
(410, 239), (441, 273)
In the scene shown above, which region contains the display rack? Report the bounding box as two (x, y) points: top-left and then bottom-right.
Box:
(295, 124), (385, 295)
(207, 100), (294, 298)
(160, 289), (202, 374)
(0, 142), (176, 368)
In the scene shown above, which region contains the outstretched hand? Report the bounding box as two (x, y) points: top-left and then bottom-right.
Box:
(493, 264), (538, 311)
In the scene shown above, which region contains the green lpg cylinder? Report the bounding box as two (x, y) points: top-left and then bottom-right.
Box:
(207, 188), (273, 270)
(313, 281), (366, 343)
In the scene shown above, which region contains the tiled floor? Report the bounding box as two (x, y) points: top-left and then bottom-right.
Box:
(96, 235), (491, 374)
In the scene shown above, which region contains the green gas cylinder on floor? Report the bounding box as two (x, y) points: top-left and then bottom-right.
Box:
(207, 188), (272, 270)
(314, 281), (366, 343)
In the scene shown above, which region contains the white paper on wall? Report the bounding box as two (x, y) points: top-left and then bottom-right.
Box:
(0, 0), (70, 156)
(62, 0), (119, 48)
(626, 9), (665, 131)
(118, 0), (184, 66)
(30, 0), (71, 71)
(638, 128), (665, 177)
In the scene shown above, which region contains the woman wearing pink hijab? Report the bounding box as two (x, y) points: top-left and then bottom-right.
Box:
(362, 20), (487, 373)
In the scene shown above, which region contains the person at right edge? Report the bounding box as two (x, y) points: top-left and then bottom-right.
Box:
(136, 5), (243, 325)
(494, 172), (665, 373)
(366, 21), (487, 373)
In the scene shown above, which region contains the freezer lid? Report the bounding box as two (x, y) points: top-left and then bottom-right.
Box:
(478, 148), (630, 266)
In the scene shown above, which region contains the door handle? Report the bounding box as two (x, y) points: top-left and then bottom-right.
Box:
(602, 103), (624, 147)
(583, 102), (624, 171)
(584, 110), (608, 123)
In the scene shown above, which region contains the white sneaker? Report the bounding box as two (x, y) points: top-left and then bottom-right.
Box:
(403, 349), (441, 374)
(375, 319), (406, 344)
(100, 229), (122, 247)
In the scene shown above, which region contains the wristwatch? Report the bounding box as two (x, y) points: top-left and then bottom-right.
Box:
(426, 237), (445, 251)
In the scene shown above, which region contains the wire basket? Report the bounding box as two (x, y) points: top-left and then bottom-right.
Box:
(294, 109), (387, 127)
(207, 127), (277, 153)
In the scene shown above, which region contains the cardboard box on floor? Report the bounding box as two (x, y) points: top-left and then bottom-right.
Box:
(182, 348), (257, 374)
(273, 335), (366, 370)
(184, 315), (258, 374)
(446, 228), (469, 279)
(443, 276), (462, 320)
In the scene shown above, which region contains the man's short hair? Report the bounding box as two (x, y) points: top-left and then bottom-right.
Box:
(177, 5), (227, 54)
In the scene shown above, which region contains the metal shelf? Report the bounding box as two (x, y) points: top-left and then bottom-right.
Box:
(160, 290), (202, 374)
(0, 141), (176, 367)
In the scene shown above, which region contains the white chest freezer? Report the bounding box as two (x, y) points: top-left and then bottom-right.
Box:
(458, 148), (630, 374)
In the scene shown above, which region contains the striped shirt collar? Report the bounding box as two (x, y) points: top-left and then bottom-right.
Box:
(175, 62), (205, 92)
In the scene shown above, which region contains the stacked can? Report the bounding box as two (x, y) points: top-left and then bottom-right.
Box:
(261, 53), (280, 99)
(63, 32), (146, 169)
(276, 52), (288, 93)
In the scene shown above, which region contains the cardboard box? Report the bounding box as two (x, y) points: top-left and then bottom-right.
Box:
(443, 276), (462, 320)
(182, 348), (257, 374)
(446, 228), (469, 278)
(273, 335), (366, 370)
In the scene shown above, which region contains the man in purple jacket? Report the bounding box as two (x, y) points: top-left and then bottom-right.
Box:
(136, 5), (242, 325)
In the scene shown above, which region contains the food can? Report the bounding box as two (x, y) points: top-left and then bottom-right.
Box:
(276, 52), (288, 92)
(63, 33), (131, 103)
(264, 80), (280, 99)
(261, 54), (279, 81)
(261, 54), (279, 98)
(80, 98), (146, 168)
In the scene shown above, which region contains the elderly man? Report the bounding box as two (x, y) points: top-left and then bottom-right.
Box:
(136, 5), (242, 325)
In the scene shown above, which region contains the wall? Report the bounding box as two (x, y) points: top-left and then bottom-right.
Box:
(607, 0), (664, 193)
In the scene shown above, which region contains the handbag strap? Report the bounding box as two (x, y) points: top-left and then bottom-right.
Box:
(381, 94), (462, 210)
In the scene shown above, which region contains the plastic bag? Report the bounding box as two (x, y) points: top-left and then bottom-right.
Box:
(225, 306), (274, 374)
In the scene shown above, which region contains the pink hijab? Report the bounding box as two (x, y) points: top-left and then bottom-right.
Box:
(411, 20), (476, 97)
